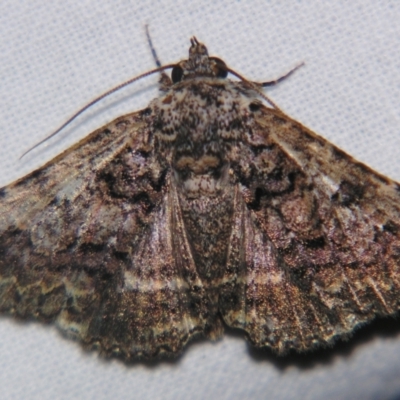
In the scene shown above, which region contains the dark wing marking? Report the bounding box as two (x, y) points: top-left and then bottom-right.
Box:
(0, 111), (214, 359)
(220, 106), (400, 354)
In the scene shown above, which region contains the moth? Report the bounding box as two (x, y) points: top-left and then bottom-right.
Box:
(0, 36), (399, 361)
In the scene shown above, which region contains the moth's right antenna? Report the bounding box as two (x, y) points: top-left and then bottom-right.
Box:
(260, 62), (304, 87)
(225, 62), (304, 111)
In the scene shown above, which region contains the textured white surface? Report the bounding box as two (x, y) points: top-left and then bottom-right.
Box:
(1, 1), (400, 400)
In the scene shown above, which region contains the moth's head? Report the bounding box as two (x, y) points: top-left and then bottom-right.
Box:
(171, 37), (228, 83)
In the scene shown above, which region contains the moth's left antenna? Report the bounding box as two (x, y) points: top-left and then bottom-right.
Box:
(145, 25), (162, 68)
(145, 25), (171, 86)
(21, 51), (175, 159)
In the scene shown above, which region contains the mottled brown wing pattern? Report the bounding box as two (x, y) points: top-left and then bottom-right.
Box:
(2, 36), (400, 361)
(220, 105), (400, 354)
(0, 111), (215, 359)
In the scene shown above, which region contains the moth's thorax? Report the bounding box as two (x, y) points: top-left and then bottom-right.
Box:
(150, 79), (255, 197)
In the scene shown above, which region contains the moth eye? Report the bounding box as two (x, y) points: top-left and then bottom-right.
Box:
(249, 102), (261, 112)
(171, 65), (184, 83)
(210, 57), (228, 78)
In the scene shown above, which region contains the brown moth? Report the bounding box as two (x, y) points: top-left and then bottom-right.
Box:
(0, 37), (399, 360)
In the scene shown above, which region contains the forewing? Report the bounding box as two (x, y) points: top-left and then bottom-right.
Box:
(221, 106), (400, 354)
(0, 111), (210, 359)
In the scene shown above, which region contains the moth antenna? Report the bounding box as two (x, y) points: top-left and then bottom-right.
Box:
(260, 62), (305, 87)
(225, 67), (283, 111)
(20, 63), (176, 159)
(145, 25), (162, 68)
(145, 25), (170, 84)
(225, 61), (304, 111)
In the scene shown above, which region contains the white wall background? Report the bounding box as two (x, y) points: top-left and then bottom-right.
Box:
(0, 1), (400, 399)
